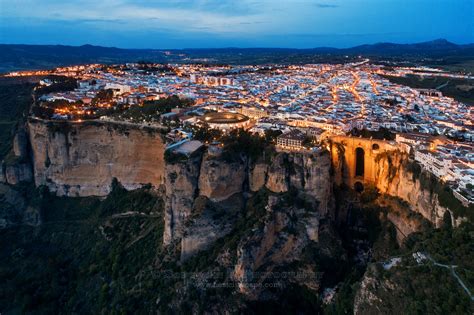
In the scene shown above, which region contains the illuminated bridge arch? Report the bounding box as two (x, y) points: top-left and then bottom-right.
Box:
(355, 147), (365, 177)
(330, 135), (399, 190)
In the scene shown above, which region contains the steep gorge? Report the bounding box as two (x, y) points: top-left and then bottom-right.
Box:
(2, 118), (465, 250)
(1, 119), (472, 313)
(2, 119), (462, 248)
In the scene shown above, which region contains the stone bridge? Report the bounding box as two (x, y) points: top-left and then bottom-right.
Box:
(329, 136), (399, 191)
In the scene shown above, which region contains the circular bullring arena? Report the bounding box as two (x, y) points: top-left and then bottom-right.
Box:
(198, 112), (251, 130)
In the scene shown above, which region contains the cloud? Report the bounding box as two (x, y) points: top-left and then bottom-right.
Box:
(314, 3), (339, 8)
(120, 0), (263, 16)
(1, 0), (472, 48)
(0, 0), (268, 35)
(76, 18), (128, 25)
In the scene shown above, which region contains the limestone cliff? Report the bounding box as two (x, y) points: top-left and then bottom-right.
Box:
(198, 153), (247, 202)
(253, 150), (333, 215)
(0, 183), (40, 228)
(0, 129), (33, 185)
(233, 195), (321, 298)
(163, 152), (247, 248)
(28, 119), (166, 197)
(373, 151), (457, 227)
(264, 153), (289, 193)
(163, 153), (202, 245)
(164, 148), (334, 261)
(180, 195), (243, 261)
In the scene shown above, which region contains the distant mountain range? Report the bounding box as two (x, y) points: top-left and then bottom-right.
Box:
(344, 39), (474, 55)
(1, 39), (473, 72)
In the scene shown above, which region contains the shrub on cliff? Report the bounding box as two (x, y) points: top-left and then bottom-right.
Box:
(99, 178), (162, 216)
(0, 80), (35, 159)
(164, 149), (188, 164)
(221, 129), (267, 162)
(35, 75), (78, 95)
(360, 184), (380, 203)
(192, 124), (222, 142)
(120, 95), (194, 122)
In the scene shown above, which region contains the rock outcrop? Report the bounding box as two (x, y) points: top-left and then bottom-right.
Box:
(265, 153), (289, 193)
(163, 148), (334, 260)
(0, 183), (41, 228)
(233, 195), (321, 298)
(249, 163), (268, 192)
(262, 150), (333, 214)
(4, 162), (33, 185)
(353, 265), (387, 314)
(0, 128), (33, 185)
(290, 151), (333, 215)
(163, 153), (202, 245)
(28, 119), (166, 197)
(198, 153), (247, 202)
(373, 152), (454, 227)
(180, 195), (243, 261)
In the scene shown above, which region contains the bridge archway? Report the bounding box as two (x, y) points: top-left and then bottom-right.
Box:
(330, 136), (399, 189)
(355, 147), (365, 177)
(354, 181), (364, 192)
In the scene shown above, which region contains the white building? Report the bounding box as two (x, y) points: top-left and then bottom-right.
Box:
(414, 149), (452, 180)
(104, 83), (131, 95)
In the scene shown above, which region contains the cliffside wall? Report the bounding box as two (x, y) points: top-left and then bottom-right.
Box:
(252, 149), (333, 216)
(163, 149), (334, 253)
(373, 152), (465, 227)
(163, 153), (202, 245)
(0, 128), (33, 185)
(27, 119), (166, 197)
(19, 119), (464, 258)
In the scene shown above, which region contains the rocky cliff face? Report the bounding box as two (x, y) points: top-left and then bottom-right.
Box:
(248, 163), (268, 192)
(0, 183), (40, 228)
(253, 150), (333, 215)
(163, 151), (248, 248)
(264, 153), (289, 193)
(373, 152), (456, 228)
(163, 148), (334, 260)
(376, 196), (427, 244)
(163, 153), (202, 245)
(180, 195), (243, 261)
(0, 129), (33, 185)
(233, 195), (321, 298)
(27, 119), (166, 197)
(198, 153), (247, 202)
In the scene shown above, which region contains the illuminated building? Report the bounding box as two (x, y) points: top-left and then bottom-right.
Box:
(198, 112), (251, 130)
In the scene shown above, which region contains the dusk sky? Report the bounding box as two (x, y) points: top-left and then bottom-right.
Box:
(1, 0), (473, 48)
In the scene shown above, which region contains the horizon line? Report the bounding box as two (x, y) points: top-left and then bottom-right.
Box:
(1, 38), (473, 51)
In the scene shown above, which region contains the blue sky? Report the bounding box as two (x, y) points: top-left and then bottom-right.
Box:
(0, 0), (473, 48)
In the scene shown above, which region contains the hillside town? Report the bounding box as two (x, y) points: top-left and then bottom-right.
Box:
(7, 62), (474, 204)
